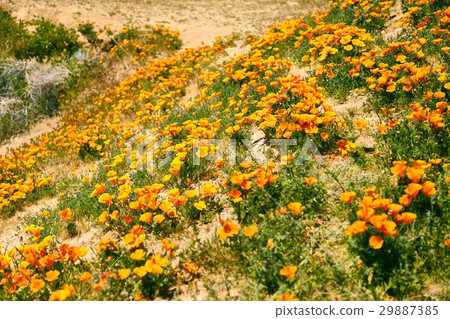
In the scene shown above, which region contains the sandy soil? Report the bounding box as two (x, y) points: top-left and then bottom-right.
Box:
(5, 0), (325, 48)
(0, 116), (60, 156)
(0, 197), (58, 249)
(382, 0), (403, 41)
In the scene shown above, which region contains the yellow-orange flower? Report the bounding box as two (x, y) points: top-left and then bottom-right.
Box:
(422, 181), (436, 197)
(377, 124), (388, 134)
(79, 272), (92, 283)
(133, 266), (147, 277)
(279, 265), (297, 278)
(336, 140), (356, 156)
(130, 249), (146, 261)
(405, 183), (422, 198)
(399, 194), (412, 207)
(139, 212), (153, 223)
(346, 220), (367, 236)
(391, 161), (407, 177)
(200, 184), (218, 196)
(194, 200), (206, 211)
(398, 212), (417, 225)
(98, 193), (115, 206)
(185, 190), (197, 198)
(287, 202), (305, 215)
(406, 167), (424, 183)
(354, 119), (368, 130)
(46, 270), (60, 282)
(58, 208), (72, 221)
(183, 262), (199, 273)
(118, 268), (130, 280)
(49, 290), (71, 301)
(217, 219), (239, 240)
(153, 214), (165, 224)
(445, 239), (450, 248)
(30, 278), (45, 293)
(242, 225), (258, 238)
(369, 235), (384, 249)
(276, 293), (299, 301)
(304, 176), (317, 186)
(340, 191), (356, 204)
(144, 254), (168, 274)
(228, 188), (243, 203)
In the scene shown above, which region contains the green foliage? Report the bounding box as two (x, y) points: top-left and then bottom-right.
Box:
(0, 8), (80, 61)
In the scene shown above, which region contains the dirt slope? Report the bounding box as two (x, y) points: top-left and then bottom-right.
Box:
(6, 0), (326, 47)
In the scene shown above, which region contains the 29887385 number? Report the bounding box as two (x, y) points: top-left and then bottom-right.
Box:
(380, 305), (438, 316)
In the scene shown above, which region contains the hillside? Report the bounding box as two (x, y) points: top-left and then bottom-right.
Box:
(0, 0), (449, 301)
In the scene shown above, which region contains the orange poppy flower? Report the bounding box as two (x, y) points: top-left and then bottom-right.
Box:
(354, 119), (368, 130)
(304, 176), (317, 186)
(30, 278), (45, 293)
(185, 190), (197, 198)
(388, 203), (403, 214)
(445, 239), (450, 248)
(336, 140), (357, 156)
(130, 249), (146, 261)
(242, 225), (258, 238)
(139, 212), (152, 223)
(49, 290), (71, 301)
(217, 220), (239, 240)
(79, 272), (92, 283)
(422, 181), (436, 197)
(93, 282), (104, 292)
(398, 212), (417, 225)
(98, 193), (115, 206)
(118, 269), (130, 280)
(377, 124), (388, 134)
(279, 266), (297, 279)
(399, 194), (412, 207)
(145, 254), (168, 274)
(276, 293), (299, 301)
(369, 214), (388, 229)
(58, 208), (72, 221)
(200, 184), (218, 196)
(228, 188), (243, 203)
(340, 191), (356, 204)
(346, 220), (367, 236)
(406, 168), (424, 183)
(369, 235), (384, 249)
(46, 270), (60, 282)
(380, 220), (398, 236)
(153, 214), (165, 224)
(364, 187), (377, 196)
(133, 266), (147, 278)
(183, 262), (199, 273)
(391, 161), (407, 177)
(404, 183), (422, 198)
(194, 200), (206, 211)
(430, 159), (442, 166)
(287, 202), (305, 215)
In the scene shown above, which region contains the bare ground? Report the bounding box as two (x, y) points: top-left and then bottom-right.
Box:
(6, 0), (326, 48)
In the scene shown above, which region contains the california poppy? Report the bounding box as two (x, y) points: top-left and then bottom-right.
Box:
(369, 235), (384, 249)
(279, 265), (297, 279)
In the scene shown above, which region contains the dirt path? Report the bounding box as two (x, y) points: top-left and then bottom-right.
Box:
(0, 116), (60, 156)
(0, 197), (58, 249)
(6, 0), (326, 48)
